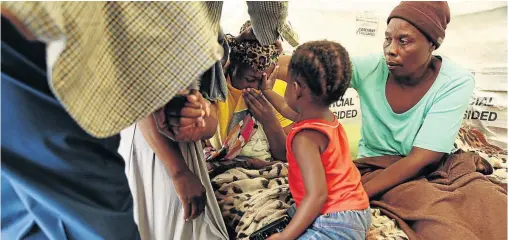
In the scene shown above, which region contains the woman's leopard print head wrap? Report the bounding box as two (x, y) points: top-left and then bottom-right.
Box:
(226, 21), (280, 72)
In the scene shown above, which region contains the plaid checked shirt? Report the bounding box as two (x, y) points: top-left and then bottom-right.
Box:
(1, 1), (289, 138)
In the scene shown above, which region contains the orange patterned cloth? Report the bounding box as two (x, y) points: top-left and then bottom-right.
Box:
(205, 113), (258, 172)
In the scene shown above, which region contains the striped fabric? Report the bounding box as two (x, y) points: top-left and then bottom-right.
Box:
(1, 1), (290, 138)
(246, 1), (287, 46)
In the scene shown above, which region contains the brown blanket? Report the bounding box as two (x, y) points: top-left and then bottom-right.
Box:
(355, 152), (507, 240)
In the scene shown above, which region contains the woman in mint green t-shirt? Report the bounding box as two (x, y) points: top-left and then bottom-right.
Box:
(351, 2), (475, 199)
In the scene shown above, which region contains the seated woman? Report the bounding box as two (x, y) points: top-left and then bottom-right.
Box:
(205, 21), (292, 174)
(352, 2), (506, 239)
(349, 1), (472, 196)
(203, 21), (297, 239)
(265, 1), (506, 239)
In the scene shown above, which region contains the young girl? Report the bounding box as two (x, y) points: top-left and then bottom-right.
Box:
(261, 40), (370, 239)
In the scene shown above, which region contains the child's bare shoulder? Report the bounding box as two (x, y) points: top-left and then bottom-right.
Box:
(292, 129), (329, 153)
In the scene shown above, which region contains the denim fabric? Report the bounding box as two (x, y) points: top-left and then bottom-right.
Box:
(288, 205), (371, 240)
(1, 17), (139, 240)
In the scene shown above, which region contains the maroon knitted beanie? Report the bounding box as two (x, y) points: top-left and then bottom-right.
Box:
(387, 1), (450, 49)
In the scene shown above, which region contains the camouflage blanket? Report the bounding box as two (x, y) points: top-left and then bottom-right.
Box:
(368, 208), (408, 240)
(210, 161), (409, 239)
(211, 162), (293, 240)
(455, 124), (507, 188)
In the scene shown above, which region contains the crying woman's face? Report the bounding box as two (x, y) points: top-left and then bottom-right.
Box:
(230, 63), (275, 90)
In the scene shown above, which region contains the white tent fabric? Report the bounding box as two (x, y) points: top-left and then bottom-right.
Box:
(221, 1), (507, 150)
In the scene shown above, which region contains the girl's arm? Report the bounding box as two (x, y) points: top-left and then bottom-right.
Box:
(262, 89), (299, 122)
(260, 66), (299, 121)
(269, 130), (328, 240)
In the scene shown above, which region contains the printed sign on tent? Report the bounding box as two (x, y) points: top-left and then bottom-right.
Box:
(355, 11), (379, 37)
(464, 67), (507, 149)
(329, 88), (362, 124)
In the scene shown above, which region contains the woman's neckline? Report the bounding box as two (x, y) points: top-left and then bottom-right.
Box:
(381, 55), (445, 117)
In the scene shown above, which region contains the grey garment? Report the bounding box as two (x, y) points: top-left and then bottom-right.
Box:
(121, 125), (228, 240)
(124, 28), (231, 240)
(200, 28), (229, 103)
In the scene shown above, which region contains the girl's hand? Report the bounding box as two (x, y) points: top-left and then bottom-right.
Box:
(260, 65), (279, 91)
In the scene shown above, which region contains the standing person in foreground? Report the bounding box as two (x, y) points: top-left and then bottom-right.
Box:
(264, 41), (370, 240)
(1, 2), (290, 239)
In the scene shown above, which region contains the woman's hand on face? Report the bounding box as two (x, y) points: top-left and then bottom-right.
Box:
(166, 90), (210, 142)
(243, 88), (278, 125)
(261, 65), (279, 91)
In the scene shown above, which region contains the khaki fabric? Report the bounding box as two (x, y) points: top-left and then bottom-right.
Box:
(2, 1), (290, 138)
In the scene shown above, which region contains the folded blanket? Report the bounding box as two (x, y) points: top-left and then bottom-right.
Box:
(355, 152), (507, 240)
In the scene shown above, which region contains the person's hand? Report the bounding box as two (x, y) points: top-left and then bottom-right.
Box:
(243, 88), (277, 125)
(246, 158), (279, 169)
(237, 25), (257, 41)
(237, 26), (283, 53)
(474, 155), (494, 175)
(166, 90), (211, 142)
(266, 232), (287, 240)
(172, 169), (207, 221)
(260, 65), (279, 91)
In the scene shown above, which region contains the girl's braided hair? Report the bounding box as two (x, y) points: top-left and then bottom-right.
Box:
(288, 40), (352, 106)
